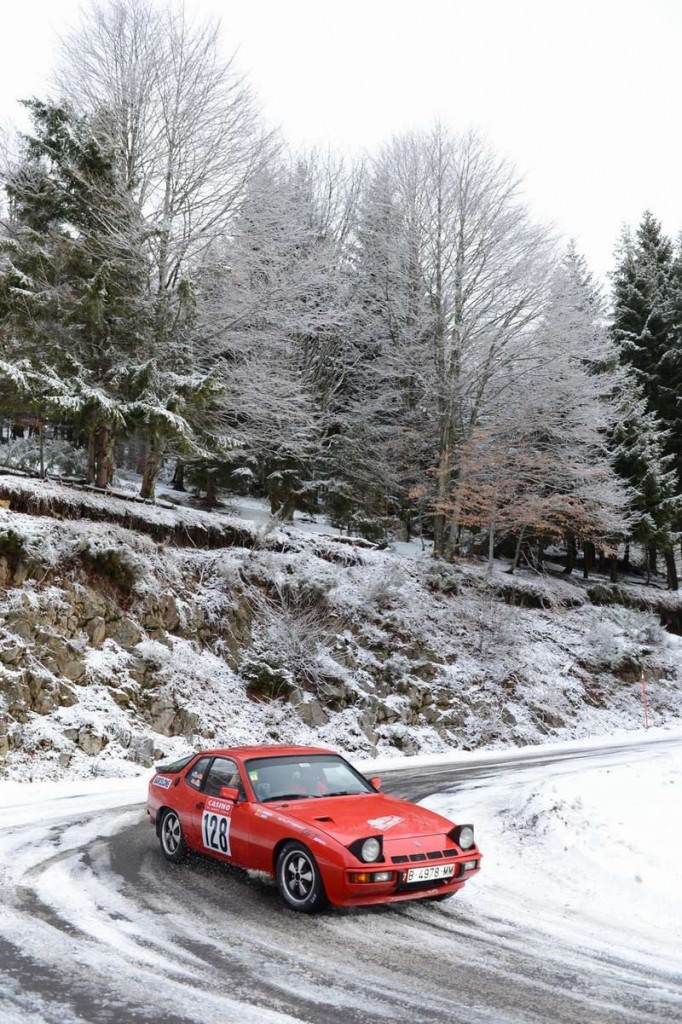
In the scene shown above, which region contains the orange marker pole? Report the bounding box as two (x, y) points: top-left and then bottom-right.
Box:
(641, 670), (650, 731)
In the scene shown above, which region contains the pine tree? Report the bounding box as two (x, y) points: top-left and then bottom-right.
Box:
(0, 99), (151, 486)
(199, 154), (356, 518)
(611, 212), (681, 586)
(612, 388), (680, 587)
(612, 213), (674, 413)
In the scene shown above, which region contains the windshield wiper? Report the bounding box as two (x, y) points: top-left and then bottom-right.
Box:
(261, 793), (318, 803)
(325, 790), (366, 797)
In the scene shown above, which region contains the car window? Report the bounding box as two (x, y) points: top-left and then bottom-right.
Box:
(245, 755), (374, 802)
(203, 758), (244, 799)
(185, 756), (212, 791)
(155, 754), (194, 774)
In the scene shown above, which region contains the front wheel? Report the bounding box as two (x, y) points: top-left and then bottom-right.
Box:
(276, 841), (328, 913)
(159, 809), (188, 863)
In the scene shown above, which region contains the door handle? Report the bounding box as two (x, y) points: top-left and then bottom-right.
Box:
(195, 801), (205, 809)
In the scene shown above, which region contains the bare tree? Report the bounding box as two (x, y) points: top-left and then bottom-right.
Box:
(355, 125), (553, 556)
(56, 0), (272, 496)
(449, 246), (633, 571)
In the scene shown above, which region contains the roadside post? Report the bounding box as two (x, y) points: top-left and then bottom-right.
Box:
(640, 670), (650, 730)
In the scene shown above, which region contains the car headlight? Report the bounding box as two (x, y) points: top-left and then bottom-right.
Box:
(449, 824), (475, 850)
(360, 837), (382, 863)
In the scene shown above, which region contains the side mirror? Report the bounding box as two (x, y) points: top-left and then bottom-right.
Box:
(219, 786), (239, 802)
(370, 777), (382, 791)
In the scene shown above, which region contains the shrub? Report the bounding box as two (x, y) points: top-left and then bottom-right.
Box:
(74, 539), (141, 593)
(0, 528), (27, 561)
(240, 588), (337, 698)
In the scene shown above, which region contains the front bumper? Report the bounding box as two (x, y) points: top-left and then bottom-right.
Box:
(329, 854), (481, 907)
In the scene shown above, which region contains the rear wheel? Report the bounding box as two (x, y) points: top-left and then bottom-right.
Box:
(276, 841), (328, 913)
(159, 809), (187, 863)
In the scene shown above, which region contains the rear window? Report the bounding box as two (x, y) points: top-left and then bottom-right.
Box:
(154, 754), (195, 774)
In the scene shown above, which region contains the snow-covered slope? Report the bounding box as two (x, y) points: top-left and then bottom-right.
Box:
(0, 475), (681, 781)
(424, 736), (682, 978)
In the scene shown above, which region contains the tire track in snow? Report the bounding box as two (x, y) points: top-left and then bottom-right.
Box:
(1, 740), (681, 1023)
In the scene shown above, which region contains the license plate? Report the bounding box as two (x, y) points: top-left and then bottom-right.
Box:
(406, 863), (455, 884)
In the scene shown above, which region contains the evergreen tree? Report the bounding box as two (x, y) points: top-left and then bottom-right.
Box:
(200, 154), (356, 518)
(612, 213), (674, 416)
(0, 99), (150, 486)
(612, 388), (680, 588)
(611, 212), (681, 586)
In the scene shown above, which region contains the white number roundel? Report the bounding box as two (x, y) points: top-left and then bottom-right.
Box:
(201, 810), (231, 855)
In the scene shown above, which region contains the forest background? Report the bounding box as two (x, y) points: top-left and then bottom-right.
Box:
(1, 0), (681, 589)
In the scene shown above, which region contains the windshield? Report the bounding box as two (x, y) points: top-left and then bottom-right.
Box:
(245, 754), (374, 803)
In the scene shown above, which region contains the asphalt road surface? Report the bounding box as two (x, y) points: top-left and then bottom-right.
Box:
(1, 735), (680, 1024)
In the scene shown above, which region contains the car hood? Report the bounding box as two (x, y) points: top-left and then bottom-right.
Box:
(271, 793), (454, 845)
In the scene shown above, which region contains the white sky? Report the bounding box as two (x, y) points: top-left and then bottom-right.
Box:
(1, 0), (681, 279)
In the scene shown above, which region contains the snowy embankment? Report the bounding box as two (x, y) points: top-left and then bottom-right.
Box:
(1, 471), (682, 782)
(423, 733), (682, 981)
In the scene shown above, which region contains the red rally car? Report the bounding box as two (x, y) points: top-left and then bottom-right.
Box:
(146, 744), (482, 913)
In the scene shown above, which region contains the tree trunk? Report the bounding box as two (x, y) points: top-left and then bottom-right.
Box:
(583, 541), (594, 580)
(86, 430), (96, 484)
(140, 432), (163, 500)
(269, 493), (281, 516)
(507, 528), (526, 575)
(280, 495), (296, 521)
(623, 543), (630, 574)
(94, 426), (114, 489)
(610, 555), (618, 583)
(537, 539), (544, 571)
(432, 430), (451, 559)
(171, 460), (185, 491)
(562, 534), (576, 576)
(38, 419), (45, 478)
(648, 545), (658, 577)
(204, 471), (218, 508)
(664, 547), (679, 591)
(487, 519), (495, 573)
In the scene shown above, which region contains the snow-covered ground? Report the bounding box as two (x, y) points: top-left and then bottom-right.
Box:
(0, 733), (680, 1023)
(2, 471), (681, 783)
(423, 734), (682, 983)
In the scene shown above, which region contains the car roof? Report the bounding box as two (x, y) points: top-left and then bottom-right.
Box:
(193, 744), (336, 760)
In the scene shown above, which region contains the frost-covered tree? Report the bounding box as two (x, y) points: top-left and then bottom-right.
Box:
(0, 99), (150, 486)
(450, 246), (632, 572)
(612, 388), (680, 588)
(55, 0), (271, 496)
(198, 153), (358, 517)
(612, 214), (674, 413)
(344, 126), (553, 553)
(611, 213), (681, 582)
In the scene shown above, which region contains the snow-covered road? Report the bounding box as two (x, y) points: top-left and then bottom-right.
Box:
(0, 734), (681, 1024)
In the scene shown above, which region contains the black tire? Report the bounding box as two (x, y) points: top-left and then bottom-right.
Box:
(158, 809), (188, 863)
(276, 841), (328, 913)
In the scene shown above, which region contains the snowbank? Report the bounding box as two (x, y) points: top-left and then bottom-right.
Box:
(424, 738), (682, 976)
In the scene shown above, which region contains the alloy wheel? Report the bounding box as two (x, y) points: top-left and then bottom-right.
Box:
(282, 850), (315, 902)
(162, 812), (182, 855)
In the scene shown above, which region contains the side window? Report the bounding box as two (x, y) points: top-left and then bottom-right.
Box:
(204, 758), (244, 799)
(185, 756), (212, 791)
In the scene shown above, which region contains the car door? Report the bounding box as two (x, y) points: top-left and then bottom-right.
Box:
(187, 757), (253, 867)
(170, 755), (212, 847)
